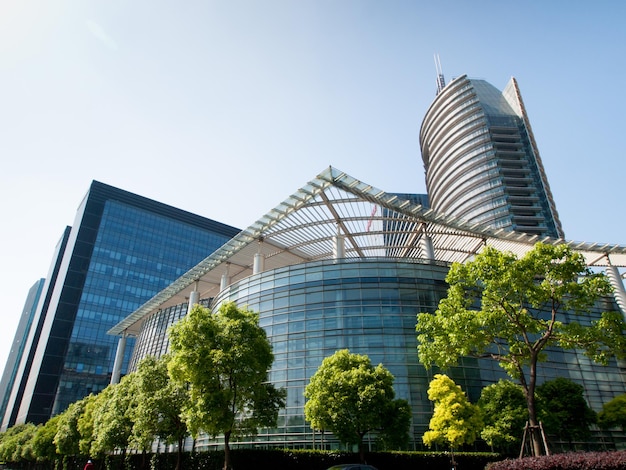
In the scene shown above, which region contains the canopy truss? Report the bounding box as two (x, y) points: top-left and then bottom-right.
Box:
(109, 166), (626, 336)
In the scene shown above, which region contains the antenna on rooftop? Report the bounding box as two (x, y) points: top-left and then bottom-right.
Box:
(434, 53), (446, 95)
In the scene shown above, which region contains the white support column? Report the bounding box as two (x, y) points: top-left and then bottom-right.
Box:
(421, 234), (435, 260)
(605, 265), (626, 322)
(253, 253), (265, 274)
(111, 333), (127, 384)
(220, 264), (230, 291)
(187, 290), (200, 315)
(333, 233), (345, 259)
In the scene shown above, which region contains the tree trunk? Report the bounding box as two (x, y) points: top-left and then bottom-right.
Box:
(526, 404), (543, 456)
(223, 430), (232, 470)
(140, 449), (147, 470)
(358, 433), (366, 464)
(176, 435), (184, 470)
(120, 448), (127, 470)
(525, 358), (545, 456)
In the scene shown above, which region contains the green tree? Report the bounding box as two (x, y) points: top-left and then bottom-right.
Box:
(378, 399), (412, 450)
(423, 374), (482, 468)
(478, 380), (528, 454)
(416, 243), (626, 455)
(536, 377), (596, 446)
(31, 415), (61, 465)
(0, 423), (37, 464)
(132, 355), (189, 470)
(77, 393), (99, 458)
(304, 349), (411, 463)
(55, 398), (87, 457)
(168, 302), (285, 470)
(92, 375), (138, 457)
(16, 425), (37, 464)
(598, 393), (626, 431)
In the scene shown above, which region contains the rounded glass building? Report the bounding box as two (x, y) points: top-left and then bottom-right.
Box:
(115, 167), (626, 451)
(210, 258), (450, 448)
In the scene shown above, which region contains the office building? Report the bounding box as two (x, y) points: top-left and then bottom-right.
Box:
(0, 181), (239, 428)
(0, 279), (46, 427)
(1, 227), (72, 431)
(420, 75), (564, 238)
(113, 167), (626, 449)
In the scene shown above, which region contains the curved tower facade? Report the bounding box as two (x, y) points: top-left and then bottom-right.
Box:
(420, 75), (564, 238)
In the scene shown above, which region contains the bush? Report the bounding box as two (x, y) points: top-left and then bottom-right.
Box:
(149, 449), (498, 470)
(487, 451), (626, 470)
(0, 449), (500, 470)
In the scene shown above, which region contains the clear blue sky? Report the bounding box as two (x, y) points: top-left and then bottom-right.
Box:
(1, 1), (625, 369)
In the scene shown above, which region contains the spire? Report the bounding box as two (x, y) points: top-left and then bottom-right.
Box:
(434, 54), (445, 95)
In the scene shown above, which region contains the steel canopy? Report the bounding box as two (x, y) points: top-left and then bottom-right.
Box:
(109, 166), (626, 337)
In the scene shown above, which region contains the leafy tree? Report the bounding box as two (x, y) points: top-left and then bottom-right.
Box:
(87, 386), (115, 457)
(478, 380), (527, 454)
(17, 425), (38, 464)
(598, 393), (626, 431)
(77, 393), (99, 458)
(30, 415), (61, 465)
(536, 377), (596, 446)
(132, 355), (189, 470)
(423, 374), (482, 466)
(416, 243), (626, 455)
(168, 302), (285, 470)
(377, 398), (412, 450)
(304, 349), (411, 463)
(55, 398), (88, 457)
(92, 374), (138, 457)
(0, 423), (37, 464)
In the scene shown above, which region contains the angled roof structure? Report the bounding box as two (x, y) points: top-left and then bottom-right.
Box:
(109, 166), (626, 336)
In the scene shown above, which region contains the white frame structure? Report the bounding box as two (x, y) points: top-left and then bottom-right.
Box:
(110, 166), (626, 338)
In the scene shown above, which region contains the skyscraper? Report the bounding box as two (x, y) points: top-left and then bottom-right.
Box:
(420, 75), (564, 239)
(1, 227), (72, 431)
(0, 279), (45, 427)
(0, 181), (239, 428)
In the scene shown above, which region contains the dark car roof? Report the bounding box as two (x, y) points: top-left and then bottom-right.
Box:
(326, 465), (378, 470)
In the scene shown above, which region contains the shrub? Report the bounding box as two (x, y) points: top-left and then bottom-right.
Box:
(487, 451), (626, 470)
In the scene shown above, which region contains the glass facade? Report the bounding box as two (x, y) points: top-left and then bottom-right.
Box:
(129, 298), (211, 371)
(0, 279), (45, 427)
(420, 75), (563, 239)
(1, 227), (72, 431)
(53, 200), (235, 415)
(131, 257), (626, 449)
(11, 181), (240, 425)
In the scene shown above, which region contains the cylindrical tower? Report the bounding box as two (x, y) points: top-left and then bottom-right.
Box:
(420, 75), (564, 239)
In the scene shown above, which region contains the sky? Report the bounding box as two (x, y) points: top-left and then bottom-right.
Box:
(1, 0), (625, 370)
